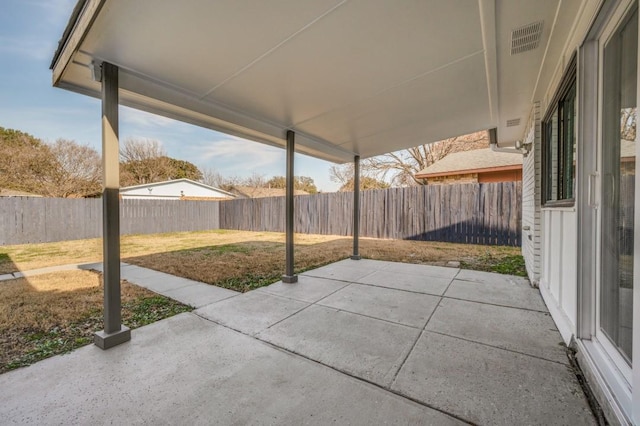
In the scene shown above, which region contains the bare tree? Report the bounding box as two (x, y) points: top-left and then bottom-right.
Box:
(120, 138), (166, 162)
(200, 168), (240, 191)
(242, 172), (268, 189)
(41, 139), (102, 197)
(330, 131), (488, 187)
(119, 138), (202, 186)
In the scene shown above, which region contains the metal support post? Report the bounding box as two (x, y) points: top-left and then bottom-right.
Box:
(94, 62), (130, 349)
(282, 130), (298, 283)
(351, 155), (361, 260)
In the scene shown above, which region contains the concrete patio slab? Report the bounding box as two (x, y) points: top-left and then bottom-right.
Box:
(162, 283), (237, 308)
(455, 268), (530, 286)
(356, 269), (453, 295)
(391, 331), (596, 426)
(445, 277), (547, 311)
(123, 269), (200, 293)
(195, 291), (308, 335)
(302, 262), (375, 282)
(0, 313), (462, 425)
(318, 283), (440, 328)
(331, 258), (390, 270)
(383, 262), (460, 279)
(256, 275), (349, 303)
(427, 298), (568, 364)
(1, 259), (596, 425)
(259, 304), (421, 386)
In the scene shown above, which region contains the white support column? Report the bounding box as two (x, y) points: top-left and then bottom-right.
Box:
(282, 130), (298, 283)
(94, 61), (130, 349)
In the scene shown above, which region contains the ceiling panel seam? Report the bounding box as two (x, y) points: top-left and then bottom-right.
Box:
(293, 49), (487, 130)
(478, 0), (499, 124)
(530, 0), (563, 104)
(198, 0), (349, 100)
(294, 49), (484, 126)
(335, 112), (492, 149)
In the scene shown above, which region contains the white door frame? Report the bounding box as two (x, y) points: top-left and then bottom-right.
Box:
(576, 0), (639, 423)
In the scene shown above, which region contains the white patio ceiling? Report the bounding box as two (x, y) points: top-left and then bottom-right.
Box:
(52, 0), (585, 163)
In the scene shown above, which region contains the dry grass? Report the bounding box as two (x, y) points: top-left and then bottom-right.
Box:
(124, 234), (523, 292)
(0, 230), (524, 293)
(0, 230), (524, 371)
(0, 230), (344, 274)
(0, 270), (190, 373)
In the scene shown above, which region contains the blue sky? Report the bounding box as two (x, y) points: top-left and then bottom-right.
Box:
(0, 0), (340, 191)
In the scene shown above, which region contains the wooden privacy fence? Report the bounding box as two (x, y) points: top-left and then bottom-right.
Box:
(220, 182), (522, 246)
(1, 182), (521, 246)
(0, 198), (220, 245)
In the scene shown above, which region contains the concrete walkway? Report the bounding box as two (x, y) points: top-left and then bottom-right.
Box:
(0, 261), (237, 308)
(0, 259), (595, 425)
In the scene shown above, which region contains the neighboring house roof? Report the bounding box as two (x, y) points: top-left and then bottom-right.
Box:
(415, 148), (522, 179)
(120, 179), (235, 198)
(0, 188), (43, 197)
(230, 186), (309, 198)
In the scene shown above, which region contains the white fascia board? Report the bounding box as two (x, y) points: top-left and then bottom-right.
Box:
(57, 67), (354, 164)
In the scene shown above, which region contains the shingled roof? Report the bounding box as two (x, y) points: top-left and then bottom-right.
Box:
(415, 148), (522, 179)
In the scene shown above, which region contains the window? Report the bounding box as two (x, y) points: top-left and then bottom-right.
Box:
(543, 56), (577, 206)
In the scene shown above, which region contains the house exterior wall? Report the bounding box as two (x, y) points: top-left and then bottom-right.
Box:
(522, 1), (640, 423)
(121, 181), (232, 200)
(426, 169), (521, 185)
(426, 173), (478, 185)
(477, 169), (522, 183)
(521, 102), (542, 285)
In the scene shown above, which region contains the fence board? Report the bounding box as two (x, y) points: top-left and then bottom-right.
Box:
(219, 182), (521, 246)
(1, 182), (521, 246)
(0, 198), (220, 245)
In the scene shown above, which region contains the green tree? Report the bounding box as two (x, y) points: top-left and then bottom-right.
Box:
(0, 127), (54, 195)
(119, 138), (202, 186)
(339, 176), (390, 192)
(0, 128), (102, 197)
(266, 175), (318, 194)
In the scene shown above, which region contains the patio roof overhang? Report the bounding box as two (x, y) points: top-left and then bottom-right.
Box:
(51, 0), (586, 163)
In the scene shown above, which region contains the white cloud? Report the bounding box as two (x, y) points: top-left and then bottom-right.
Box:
(196, 137), (284, 171)
(121, 107), (179, 128)
(0, 35), (57, 61)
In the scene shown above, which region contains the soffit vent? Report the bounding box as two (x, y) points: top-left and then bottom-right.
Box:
(511, 21), (544, 55)
(506, 118), (521, 127)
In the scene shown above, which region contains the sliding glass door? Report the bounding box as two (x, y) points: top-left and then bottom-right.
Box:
(599, 3), (637, 372)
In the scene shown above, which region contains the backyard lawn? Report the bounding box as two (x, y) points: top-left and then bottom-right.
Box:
(0, 230), (526, 292)
(0, 230), (524, 372)
(0, 270), (190, 374)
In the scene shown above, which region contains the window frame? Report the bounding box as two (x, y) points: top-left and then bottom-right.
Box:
(542, 54), (578, 207)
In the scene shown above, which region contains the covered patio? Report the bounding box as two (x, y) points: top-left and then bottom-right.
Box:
(0, 260), (595, 424)
(31, 0), (609, 423)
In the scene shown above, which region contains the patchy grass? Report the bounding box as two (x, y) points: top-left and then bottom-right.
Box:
(122, 233), (525, 292)
(0, 230), (525, 293)
(0, 231), (525, 370)
(0, 230), (338, 274)
(462, 253), (527, 277)
(0, 270), (191, 374)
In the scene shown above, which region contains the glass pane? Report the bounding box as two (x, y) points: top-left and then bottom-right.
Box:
(601, 7), (637, 363)
(562, 85), (576, 199)
(548, 112), (559, 202)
